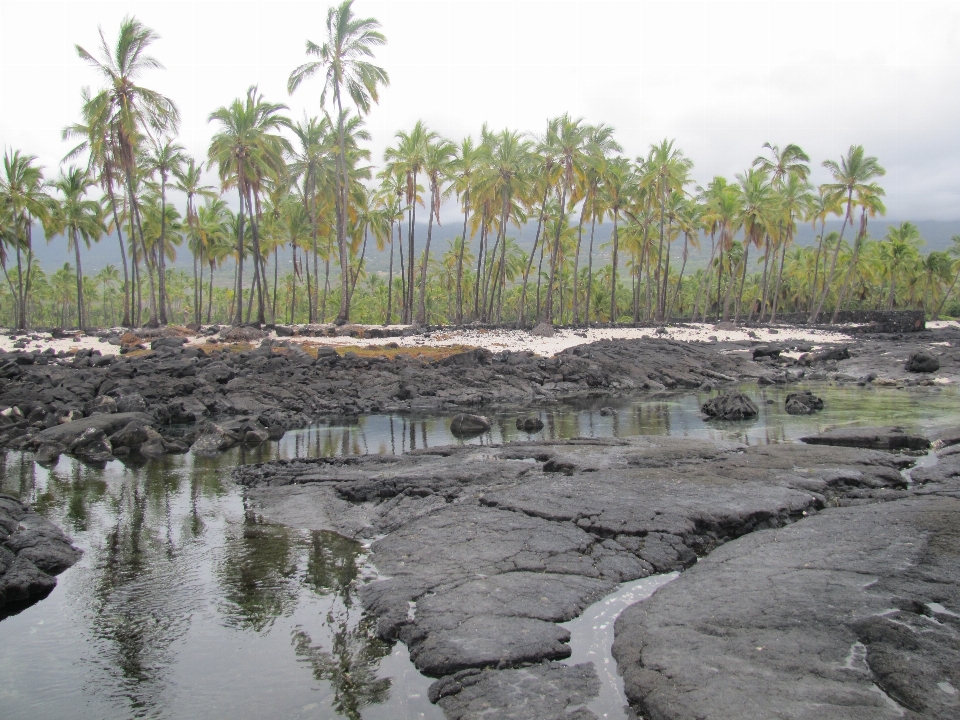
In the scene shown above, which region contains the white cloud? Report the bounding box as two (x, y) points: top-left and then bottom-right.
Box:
(2, 0), (959, 218)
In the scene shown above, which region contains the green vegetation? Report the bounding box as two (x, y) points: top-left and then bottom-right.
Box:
(2, 2), (960, 331)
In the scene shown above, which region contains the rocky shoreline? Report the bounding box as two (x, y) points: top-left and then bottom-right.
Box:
(1, 321), (959, 716)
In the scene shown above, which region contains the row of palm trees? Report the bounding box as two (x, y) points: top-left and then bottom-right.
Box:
(2, 4), (959, 333)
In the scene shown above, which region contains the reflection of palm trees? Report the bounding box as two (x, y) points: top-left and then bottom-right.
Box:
(292, 619), (391, 720)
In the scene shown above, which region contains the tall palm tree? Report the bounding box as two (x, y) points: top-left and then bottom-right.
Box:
(769, 173), (814, 322)
(63, 86), (134, 327)
(0, 150), (53, 329)
(808, 145), (885, 322)
(752, 143), (810, 320)
(208, 86), (291, 325)
(288, 0), (389, 325)
(174, 157), (217, 325)
(51, 166), (104, 328)
(934, 236), (960, 319)
(451, 136), (481, 324)
(76, 15), (179, 327)
(880, 222), (923, 310)
(574, 124), (621, 325)
(143, 137), (185, 324)
(599, 157), (633, 324)
(725, 168), (775, 321)
(831, 182), (885, 321)
(196, 198), (232, 323)
(543, 114), (588, 324)
(641, 139), (693, 321)
(384, 121), (434, 323)
(416, 137), (455, 324)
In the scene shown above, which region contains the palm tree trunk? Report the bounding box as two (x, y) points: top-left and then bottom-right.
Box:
(544, 181), (569, 324)
(73, 230), (84, 329)
(248, 188), (266, 325)
(654, 186), (667, 322)
(386, 220), (396, 325)
(334, 94), (352, 325)
(771, 239), (788, 323)
(456, 191), (470, 325)
(610, 211), (620, 324)
(809, 196), (852, 323)
(233, 181), (246, 326)
(107, 190), (131, 327)
(585, 213), (599, 325)
(207, 261), (215, 323)
(519, 191), (548, 327)
(734, 245), (750, 323)
(473, 211), (486, 319)
(158, 177), (169, 325)
(417, 187), (436, 325)
(758, 234), (772, 322)
(668, 233), (689, 321)
(573, 203), (587, 326)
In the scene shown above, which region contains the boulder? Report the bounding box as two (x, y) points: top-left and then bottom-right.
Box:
(784, 391), (824, 415)
(220, 326), (266, 342)
(905, 351), (940, 373)
(244, 429), (269, 444)
(34, 443), (63, 466)
(701, 392), (759, 420)
(530, 322), (556, 338)
(1, 494), (82, 612)
(83, 395), (117, 416)
(191, 424), (240, 454)
(150, 336), (187, 350)
(516, 416), (544, 432)
(67, 427), (113, 463)
(450, 413), (492, 437)
(752, 345), (782, 360)
(107, 421), (151, 452)
(598, 407), (616, 416)
(115, 393), (148, 413)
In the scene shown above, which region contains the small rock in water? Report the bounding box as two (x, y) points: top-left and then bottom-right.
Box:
(450, 413), (491, 437)
(905, 351), (940, 373)
(785, 391), (824, 415)
(598, 407), (616, 416)
(701, 392), (759, 420)
(516, 416), (544, 432)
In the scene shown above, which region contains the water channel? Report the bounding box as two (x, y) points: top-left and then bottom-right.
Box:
(2, 383), (958, 719)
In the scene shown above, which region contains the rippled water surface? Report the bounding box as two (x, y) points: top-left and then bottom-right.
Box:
(2, 382), (958, 719)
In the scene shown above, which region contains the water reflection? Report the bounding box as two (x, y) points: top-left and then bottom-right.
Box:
(2, 382), (959, 719)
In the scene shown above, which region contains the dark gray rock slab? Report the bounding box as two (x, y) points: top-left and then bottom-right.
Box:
(801, 426), (930, 452)
(433, 662), (601, 719)
(28, 412), (151, 450)
(612, 492), (960, 720)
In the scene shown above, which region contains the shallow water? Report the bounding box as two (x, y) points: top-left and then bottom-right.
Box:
(1, 382), (957, 719)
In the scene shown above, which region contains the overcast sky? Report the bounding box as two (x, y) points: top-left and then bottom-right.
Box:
(2, 0), (960, 221)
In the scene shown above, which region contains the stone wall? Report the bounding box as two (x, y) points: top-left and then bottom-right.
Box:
(766, 310), (925, 334)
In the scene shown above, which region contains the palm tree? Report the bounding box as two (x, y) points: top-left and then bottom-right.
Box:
(831, 182), (885, 321)
(0, 150), (53, 329)
(934, 236), (960, 319)
(76, 15), (179, 327)
(880, 222), (924, 310)
(808, 145), (885, 322)
(95, 264), (120, 326)
(543, 114), (588, 325)
(63, 86), (134, 327)
(599, 157), (633, 324)
(384, 121), (434, 323)
(641, 139), (693, 321)
(416, 137), (455, 324)
(143, 137), (185, 324)
(725, 168), (775, 321)
(196, 198), (232, 323)
(288, 0), (389, 325)
(51, 166), (104, 328)
(451, 136), (481, 324)
(575, 124), (621, 326)
(174, 157), (217, 325)
(769, 173), (814, 322)
(208, 86), (291, 325)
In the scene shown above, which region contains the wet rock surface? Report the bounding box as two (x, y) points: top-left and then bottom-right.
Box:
(613, 456), (960, 720)
(0, 494), (81, 615)
(802, 425), (931, 452)
(234, 434), (930, 718)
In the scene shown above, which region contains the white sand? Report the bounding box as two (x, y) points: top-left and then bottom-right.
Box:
(0, 321), (886, 359)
